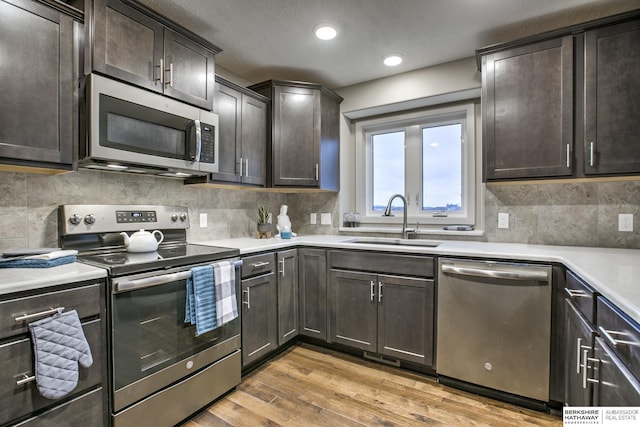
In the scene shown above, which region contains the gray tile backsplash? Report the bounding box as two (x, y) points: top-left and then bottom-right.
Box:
(0, 170), (638, 250)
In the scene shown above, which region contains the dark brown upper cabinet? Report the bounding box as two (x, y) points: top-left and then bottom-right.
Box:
(478, 11), (640, 181)
(249, 80), (343, 190)
(86, 0), (220, 110)
(482, 37), (574, 180)
(0, 0), (79, 173)
(209, 76), (268, 186)
(584, 19), (640, 175)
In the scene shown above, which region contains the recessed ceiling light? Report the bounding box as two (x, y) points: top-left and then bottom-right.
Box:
(384, 54), (404, 67)
(315, 24), (337, 41)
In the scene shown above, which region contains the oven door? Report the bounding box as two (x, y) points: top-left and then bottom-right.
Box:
(109, 261), (240, 412)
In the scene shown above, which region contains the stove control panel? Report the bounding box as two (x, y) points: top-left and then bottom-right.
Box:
(59, 205), (190, 235)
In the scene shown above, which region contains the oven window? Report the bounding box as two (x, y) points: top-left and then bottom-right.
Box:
(111, 279), (238, 391)
(99, 94), (189, 160)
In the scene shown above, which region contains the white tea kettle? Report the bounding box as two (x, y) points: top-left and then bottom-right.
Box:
(120, 229), (164, 253)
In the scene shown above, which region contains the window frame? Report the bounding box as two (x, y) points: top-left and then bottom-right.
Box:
(354, 102), (477, 227)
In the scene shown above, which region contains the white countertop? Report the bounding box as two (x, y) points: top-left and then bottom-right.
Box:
(0, 262), (107, 295)
(198, 235), (640, 324)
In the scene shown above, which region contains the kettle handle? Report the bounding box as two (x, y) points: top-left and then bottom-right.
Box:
(153, 230), (164, 244)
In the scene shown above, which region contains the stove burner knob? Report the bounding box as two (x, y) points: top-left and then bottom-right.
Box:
(84, 213), (96, 225)
(69, 214), (82, 225)
(179, 212), (187, 221)
(171, 213), (179, 222)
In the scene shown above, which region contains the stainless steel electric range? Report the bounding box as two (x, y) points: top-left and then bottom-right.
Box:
(59, 204), (241, 427)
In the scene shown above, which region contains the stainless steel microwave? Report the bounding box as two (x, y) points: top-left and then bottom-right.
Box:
(80, 74), (218, 177)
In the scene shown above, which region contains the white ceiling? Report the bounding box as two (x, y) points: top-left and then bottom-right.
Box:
(137, 0), (640, 89)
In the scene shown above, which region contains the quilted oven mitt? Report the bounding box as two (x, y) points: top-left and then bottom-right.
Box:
(28, 309), (93, 400)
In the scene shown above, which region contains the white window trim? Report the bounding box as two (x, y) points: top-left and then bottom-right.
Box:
(353, 102), (480, 232)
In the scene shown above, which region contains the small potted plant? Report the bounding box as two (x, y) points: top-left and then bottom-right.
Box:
(257, 206), (271, 238)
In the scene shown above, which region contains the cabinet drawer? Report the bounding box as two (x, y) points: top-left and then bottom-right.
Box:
(14, 387), (104, 427)
(0, 319), (103, 425)
(330, 250), (434, 278)
(565, 271), (596, 324)
(242, 253), (275, 278)
(0, 283), (103, 340)
(597, 297), (640, 381)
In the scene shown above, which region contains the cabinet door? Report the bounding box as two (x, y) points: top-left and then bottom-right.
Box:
(163, 28), (215, 109)
(584, 19), (640, 175)
(298, 249), (327, 340)
(329, 270), (377, 352)
(272, 85), (320, 187)
(593, 337), (640, 406)
(211, 82), (242, 183)
(0, 0), (74, 166)
(277, 249), (298, 346)
(241, 95), (267, 186)
(241, 273), (277, 367)
(483, 37), (573, 180)
(92, 0), (163, 92)
(377, 275), (434, 366)
(564, 299), (595, 406)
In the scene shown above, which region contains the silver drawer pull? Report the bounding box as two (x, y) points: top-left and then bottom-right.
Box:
(16, 374), (36, 386)
(564, 288), (590, 298)
(251, 261), (270, 268)
(15, 307), (64, 322)
(598, 326), (640, 347)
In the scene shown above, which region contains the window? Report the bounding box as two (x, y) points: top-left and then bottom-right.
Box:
(354, 103), (477, 227)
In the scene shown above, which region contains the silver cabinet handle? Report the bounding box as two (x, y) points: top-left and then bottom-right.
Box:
(15, 307), (64, 322)
(598, 326), (640, 347)
(576, 337), (583, 374)
(315, 163), (319, 181)
(582, 350), (600, 388)
(589, 142), (595, 167)
(566, 143), (571, 168)
(168, 62), (173, 88)
(156, 58), (164, 85)
(370, 281), (375, 302)
(251, 261), (270, 268)
(242, 288), (250, 309)
(279, 259), (285, 277)
(239, 157), (243, 176)
(378, 282), (383, 303)
(441, 263), (549, 282)
(245, 159), (249, 178)
(564, 288), (590, 299)
(16, 374), (36, 386)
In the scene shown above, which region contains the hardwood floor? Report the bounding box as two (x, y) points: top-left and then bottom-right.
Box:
(182, 344), (562, 427)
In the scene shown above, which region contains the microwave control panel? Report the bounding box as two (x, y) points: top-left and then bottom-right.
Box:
(200, 123), (215, 164)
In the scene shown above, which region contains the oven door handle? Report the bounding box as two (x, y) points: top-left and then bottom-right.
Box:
(114, 271), (192, 293)
(113, 260), (243, 293)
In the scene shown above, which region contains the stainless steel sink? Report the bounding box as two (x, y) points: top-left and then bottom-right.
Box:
(344, 237), (441, 248)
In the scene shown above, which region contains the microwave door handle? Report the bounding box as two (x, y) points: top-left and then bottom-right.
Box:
(189, 119), (201, 162)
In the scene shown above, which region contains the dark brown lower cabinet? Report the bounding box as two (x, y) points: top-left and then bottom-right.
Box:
(241, 272), (277, 367)
(276, 249), (298, 346)
(298, 249), (328, 340)
(330, 269), (435, 367)
(564, 299), (596, 406)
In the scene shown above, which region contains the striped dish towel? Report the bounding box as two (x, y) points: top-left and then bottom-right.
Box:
(213, 261), (238, 326)
(185, 265), (217, 336)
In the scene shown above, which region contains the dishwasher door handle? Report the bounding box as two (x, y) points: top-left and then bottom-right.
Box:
(441, 263), (549, 282)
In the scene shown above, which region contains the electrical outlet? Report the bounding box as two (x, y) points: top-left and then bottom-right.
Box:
(320, 213), (332, 225)
(498, 212), (509, 229)
(309, 213), (317, 225)
(619, 213), (633, 232)
(199, 213), (207, 228)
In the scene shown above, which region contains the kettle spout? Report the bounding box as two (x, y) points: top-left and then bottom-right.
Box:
(120, 231), (130, 247)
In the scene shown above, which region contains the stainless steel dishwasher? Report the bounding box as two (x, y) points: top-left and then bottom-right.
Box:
(437, 258), (552, 403)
